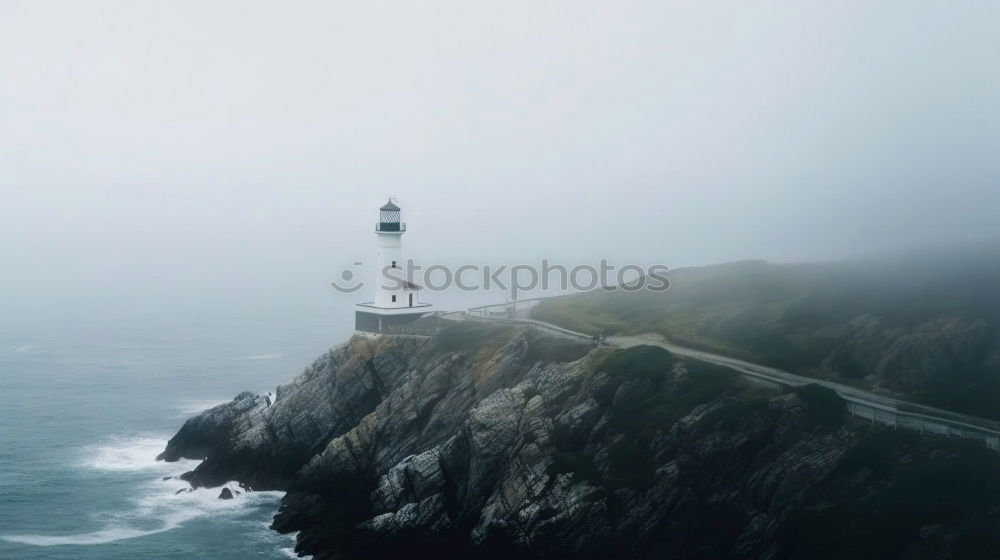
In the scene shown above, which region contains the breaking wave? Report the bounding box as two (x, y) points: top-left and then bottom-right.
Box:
(175, 399), (231, 416)
(2, 435), (284, 548)
(79, 435), (190, 472)
(227, 353), (282, 361)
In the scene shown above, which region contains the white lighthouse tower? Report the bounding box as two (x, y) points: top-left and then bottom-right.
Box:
(354, 199), (433, 333)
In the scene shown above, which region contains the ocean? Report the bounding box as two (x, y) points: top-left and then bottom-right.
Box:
(0, 308), (353, 559)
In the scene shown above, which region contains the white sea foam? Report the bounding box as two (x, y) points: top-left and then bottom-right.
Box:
(2, 480), (284, 547)
(79, 435), (196, 472)
(278, 531), (313, 559)
(228, 353), (282, 361)
(3, 436), (285, 548)
(1, 525), (172, 546)
(175, 399), (231, 416)
(14, 345), (39, 353)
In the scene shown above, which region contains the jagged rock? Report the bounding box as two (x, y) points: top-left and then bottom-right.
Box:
(218, 487), (234, 500)
(372, 448), (445, 514)
(553, 398), (600, 444)
(157, 337), (427, 489)
(158, 322), (1000, 560)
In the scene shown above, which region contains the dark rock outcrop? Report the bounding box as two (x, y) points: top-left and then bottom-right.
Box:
(158, 335), (422, 489)
(160, 321), (1000, 559)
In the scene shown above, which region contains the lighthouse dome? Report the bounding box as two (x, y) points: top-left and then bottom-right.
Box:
(378, 199), (403, 232)
(375, 198), (406, 233)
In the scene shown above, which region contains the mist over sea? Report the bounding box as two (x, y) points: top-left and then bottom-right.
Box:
(0, 305), (355, 559)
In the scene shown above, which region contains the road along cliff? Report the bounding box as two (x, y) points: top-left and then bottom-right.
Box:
(159, 318), (1000, 559)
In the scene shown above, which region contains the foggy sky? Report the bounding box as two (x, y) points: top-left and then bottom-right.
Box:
(2, 1), (1000, 327)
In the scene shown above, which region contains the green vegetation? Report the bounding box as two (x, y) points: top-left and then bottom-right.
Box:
(598, 345), (674, 386)
(434, 321), (590, 366)
(551, 345), (742, 490)
(523, 330), (591, 365)
(692, 398), (770, 438)
(529, 300), (634, 337)
(434, 321), (515, 353)
(779, 430), (1000, 559)
(531, 245), (1000, 420)
(597, 346), (738, 433)
(793, 384), (846, 433)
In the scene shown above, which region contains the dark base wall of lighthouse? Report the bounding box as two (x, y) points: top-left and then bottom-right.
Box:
(355, 311), (429, 334)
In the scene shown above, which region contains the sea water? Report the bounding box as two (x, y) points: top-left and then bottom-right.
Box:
(0, 308), (352, 559)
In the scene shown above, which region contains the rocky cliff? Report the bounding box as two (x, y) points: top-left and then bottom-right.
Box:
(159, 319), (1000, 559)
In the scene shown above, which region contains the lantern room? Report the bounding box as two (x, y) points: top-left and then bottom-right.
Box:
(377, 199), (404, 232)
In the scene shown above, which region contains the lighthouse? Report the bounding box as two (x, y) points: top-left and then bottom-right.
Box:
(354, 199), (433, 333)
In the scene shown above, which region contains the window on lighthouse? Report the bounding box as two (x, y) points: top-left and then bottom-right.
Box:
(391, 295), (396, 302)
(392, 260), (397, 268)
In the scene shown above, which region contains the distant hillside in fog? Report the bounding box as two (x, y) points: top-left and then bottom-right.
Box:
(532, 242), (1000, 419)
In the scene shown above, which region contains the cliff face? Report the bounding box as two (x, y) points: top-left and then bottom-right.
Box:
(160, 321), (1000, 559)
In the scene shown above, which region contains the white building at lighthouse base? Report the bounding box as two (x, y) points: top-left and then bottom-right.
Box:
(354, 301), (435, 333)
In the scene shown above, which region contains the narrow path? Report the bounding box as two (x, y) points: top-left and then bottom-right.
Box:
(610, 333), (1000, 432)
(447, 312), (1000, 449)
